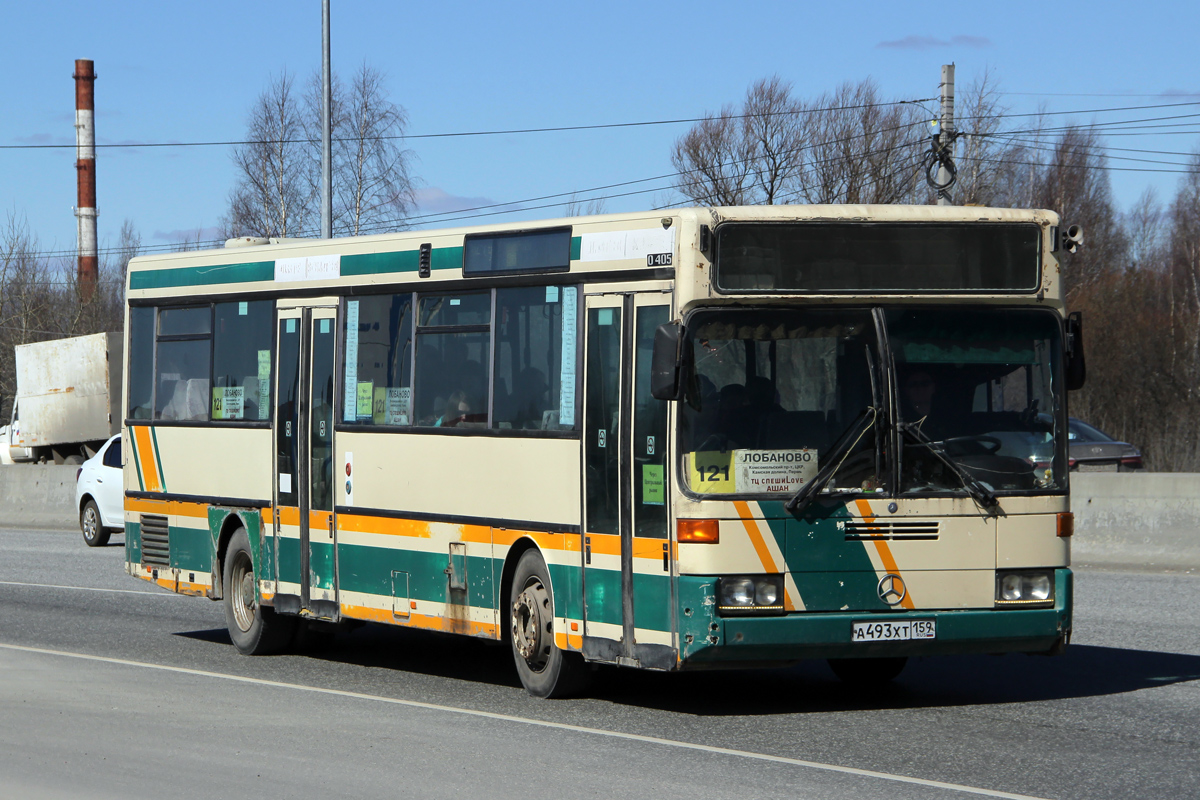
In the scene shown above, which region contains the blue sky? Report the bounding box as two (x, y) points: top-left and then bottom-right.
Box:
(3, 0), (1197, 261)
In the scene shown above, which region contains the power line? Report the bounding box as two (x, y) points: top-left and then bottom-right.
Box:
(0, 97), (936, 152)
(977, 132), (1197, 169)
(999, 92), (1200, 98)
(6, 98), (1199, 153)
(953, 99), (1200, 124)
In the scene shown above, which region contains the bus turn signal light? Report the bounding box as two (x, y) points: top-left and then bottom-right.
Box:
(677, 519), (719, 543)
(1057, 512), (1074, 538)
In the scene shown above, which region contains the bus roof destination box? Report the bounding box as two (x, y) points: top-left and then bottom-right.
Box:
(11, 332), (123, 464)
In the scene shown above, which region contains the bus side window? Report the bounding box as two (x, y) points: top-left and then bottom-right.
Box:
(127, 306), (155, 420)
(492, 286), (573, 431)
(343, 294), (414, 425)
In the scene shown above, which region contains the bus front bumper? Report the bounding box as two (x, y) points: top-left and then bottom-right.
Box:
(678, 568), (1072, 666)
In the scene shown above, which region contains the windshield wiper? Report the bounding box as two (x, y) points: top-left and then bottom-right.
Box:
(900, 423), (1001, 515)
(785, 406), (877, 517)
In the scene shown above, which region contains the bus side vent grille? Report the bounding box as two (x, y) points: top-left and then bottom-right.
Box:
(140, 514), (171, 566)
(844, 520), (939, 541)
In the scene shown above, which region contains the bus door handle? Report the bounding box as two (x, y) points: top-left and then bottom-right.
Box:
(327, 515), (334, 539)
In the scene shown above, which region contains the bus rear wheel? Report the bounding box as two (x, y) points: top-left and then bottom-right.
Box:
(827, 656), (907, 685)
(223, 528), (296, 655)
(509, 549), (588, 698)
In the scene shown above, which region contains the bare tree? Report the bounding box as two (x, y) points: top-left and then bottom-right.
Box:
(793, 79), (926, 205)
(670, 77), (925, 207)
(325, 64), (416, 236)
(224, 71), (313, 239)
(671, 100), (758, 205)
(1034, 126), (1127, 301)
(1126, 187), (1165, 270)
(952, 69), (1038, 208)
(0, 213), (54, 419)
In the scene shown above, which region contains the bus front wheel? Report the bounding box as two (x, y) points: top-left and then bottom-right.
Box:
(509, 549), (588, 698)
(223, 528), (296, 655)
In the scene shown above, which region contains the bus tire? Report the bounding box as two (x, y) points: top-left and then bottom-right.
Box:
(80, 499), (110, 547)
(509, 549), (588, 698)
(827, 656), (907, 685)
(223, 527), (296, 655)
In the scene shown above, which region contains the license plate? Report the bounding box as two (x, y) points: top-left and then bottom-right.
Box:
(1078, 462), (1118, 472)
(852, 619), (936, 642)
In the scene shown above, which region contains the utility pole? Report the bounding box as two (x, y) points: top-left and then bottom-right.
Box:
(320, 0), (333, 239)
(937, 63), (955, 206)
(73, 59), (98, 299)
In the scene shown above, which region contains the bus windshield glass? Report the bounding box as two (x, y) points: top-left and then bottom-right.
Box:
(680, 308), (883, 498)
(889, 307), (1065, 495)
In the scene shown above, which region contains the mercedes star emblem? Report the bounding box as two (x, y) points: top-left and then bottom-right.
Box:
(877, 573), (906, 606)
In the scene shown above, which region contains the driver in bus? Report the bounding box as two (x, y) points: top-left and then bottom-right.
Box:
(901, 368), (936, 431)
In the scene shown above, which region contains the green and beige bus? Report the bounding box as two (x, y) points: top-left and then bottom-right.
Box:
(122, 205), (1082, 697)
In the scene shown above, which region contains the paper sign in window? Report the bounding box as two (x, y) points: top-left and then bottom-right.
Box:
(642, 464), (665, 505)
(211, 386), (245, 420)
(356, 381), (374, 419)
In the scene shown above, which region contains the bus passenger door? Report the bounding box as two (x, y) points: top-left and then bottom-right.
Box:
(581, 292), (673, 669)
(273, 302), (340, 621)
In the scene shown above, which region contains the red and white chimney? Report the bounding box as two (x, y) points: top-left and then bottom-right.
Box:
(74, 59), (98, 300)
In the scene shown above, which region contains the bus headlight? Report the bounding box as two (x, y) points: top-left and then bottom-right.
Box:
(995, 570), (1055, 606)
(718, 575), (785, 615)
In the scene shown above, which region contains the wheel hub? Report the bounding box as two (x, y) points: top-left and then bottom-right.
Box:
(511, 579), (552, 669)
(231, 554), (257, 632)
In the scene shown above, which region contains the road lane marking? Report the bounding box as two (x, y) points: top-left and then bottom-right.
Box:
(0, 580), (187, 597)
(0, 641), (1049, 800)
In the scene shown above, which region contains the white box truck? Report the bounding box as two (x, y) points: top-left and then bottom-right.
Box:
(8, 332), (122, 464)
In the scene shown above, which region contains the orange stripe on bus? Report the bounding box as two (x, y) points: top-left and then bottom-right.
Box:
(581, 533), (665, 559)
(131, 426), (162, 492)
(125, 496), (210, 518)
(340, 603), (498, 639)
(554, 630), (584, 651)
(854, 498), (915, 609)
(732, 501), (796, 612)
(337, 513), (432, 538)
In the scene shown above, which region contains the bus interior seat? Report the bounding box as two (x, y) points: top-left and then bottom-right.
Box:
(159, 380), (188, 420)
(184, 379), (210, 421)
(159, 379), (209, 421)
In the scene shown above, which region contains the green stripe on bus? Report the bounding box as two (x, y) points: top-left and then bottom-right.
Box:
(570, 236), (581, 261)
(150, 426), (167, 493)
(761, 501), (884, 611)
(127, 428), (145, 491)
(341, 246), (464, 276)
(336, 542), (495, 609)
(168, 524), (213, 572)
(632, 571), (672, 631)
(126, 521), (142, 563)
(129, 260), (274, 290)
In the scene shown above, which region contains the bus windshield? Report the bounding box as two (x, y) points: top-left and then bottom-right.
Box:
(680, 308), (883, 497)
(679, 306), (1066, 499)
(889, 307), (1065, 495)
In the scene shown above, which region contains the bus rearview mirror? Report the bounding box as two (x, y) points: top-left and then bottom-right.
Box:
(1066, 311), (1086, 391)
(651, 321), (689, 401)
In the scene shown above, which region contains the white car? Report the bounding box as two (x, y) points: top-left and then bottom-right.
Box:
(75, 434), (124, 546)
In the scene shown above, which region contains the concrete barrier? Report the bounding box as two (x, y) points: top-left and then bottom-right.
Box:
(0, 465), (1197, 568)
(0, 464), (81, 530)
(1070, 473), (1200, 570)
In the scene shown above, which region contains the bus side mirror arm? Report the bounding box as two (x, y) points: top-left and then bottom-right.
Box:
(650, 321), (690, 401)
(1065, 311), (1086, 391)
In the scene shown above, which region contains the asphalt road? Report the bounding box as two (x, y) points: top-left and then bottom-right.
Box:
(1, 526), (1197, 800)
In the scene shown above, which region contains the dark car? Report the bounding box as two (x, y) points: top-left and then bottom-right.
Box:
(1069, 418), (1143, 472)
